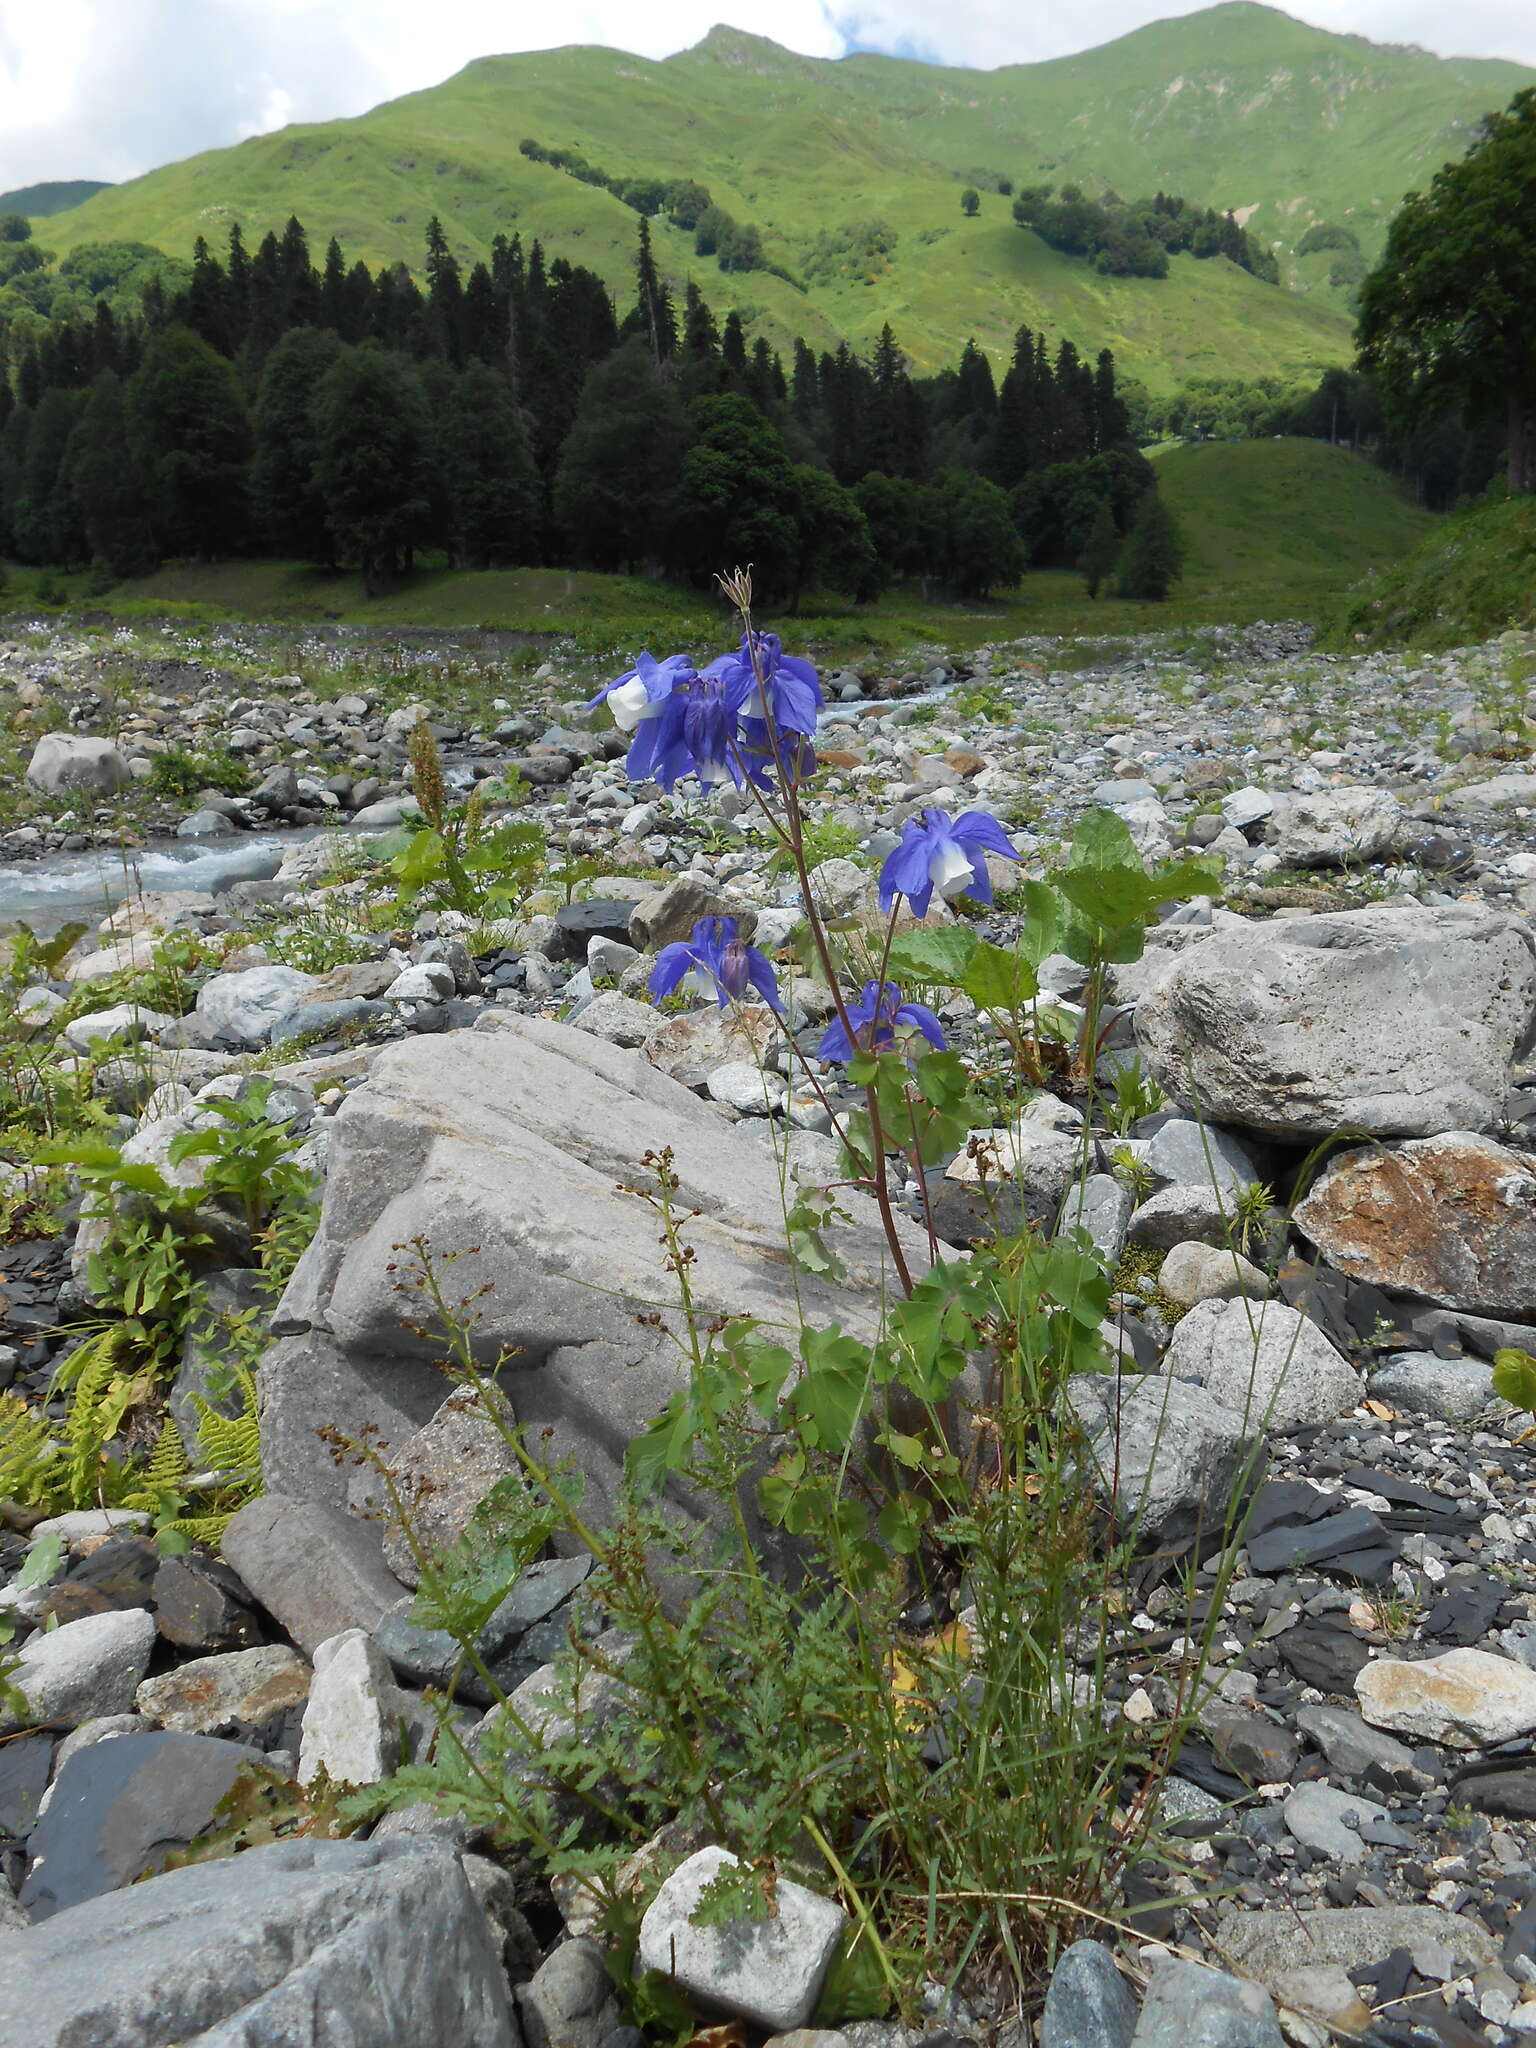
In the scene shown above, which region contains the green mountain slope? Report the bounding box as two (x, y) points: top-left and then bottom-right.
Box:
(36, 4), (1530, 386)
(2, 179), (112, 219)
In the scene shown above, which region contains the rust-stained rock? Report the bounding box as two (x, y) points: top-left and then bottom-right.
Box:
(1294, 1132), (1536, 1318)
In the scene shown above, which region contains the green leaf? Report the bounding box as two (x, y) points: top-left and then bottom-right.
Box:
(814, 1926), (894, 2023)
(961, 940), (1038, 1011)
(885, 927), (979, 985)
(15, 1529), (62, 1590)
(1066, 806), (1140, 875)
(1494, 1348), (1536, 1414)
(623, 1391), (701, 1495)
(791, 1325), (874, 1450)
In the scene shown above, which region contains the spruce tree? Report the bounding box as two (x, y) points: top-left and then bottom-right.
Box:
(442, 362), (540, 566)
(669, 393), (799, 598)
(12, 388), (84, 565)
(312, 344), (434, 591)
(251, 327), (345, 561)
(424, 216), (464, 364)
(127, 325), (251, 556)
(1079, 496), (1120, 598)
(1115, 489), (1184, 599)
(66, 371), (157, 577)
(553, 336), (686, 570)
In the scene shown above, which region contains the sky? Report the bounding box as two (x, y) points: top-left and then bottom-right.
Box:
(0, 0), (1533, 195)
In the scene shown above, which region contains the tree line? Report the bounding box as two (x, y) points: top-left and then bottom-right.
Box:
(1012, 185), (1279, 283)
(0, 212), (1176, 601)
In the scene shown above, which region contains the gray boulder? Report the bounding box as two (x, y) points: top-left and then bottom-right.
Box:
(0, 1610), (157, 1735)
(1262, 786), (1403, 868)
(1367, 1351), (1498, 1422)
(253, 1331), (448, 1511)
(221, 1495), (406, 1658)
(26, 735), (131, 795)
(637, 1845), (845, 2030)
(1067, 1372), (1262, 1542)
(1162, 1298), (1360, 1432)
(1216, 1904), (1497, 1988)
(1136, 903), (1536, 1138)
(1130, 1959), (1282, 2048)
(1295, 1131), (1536, 1319)
(1041, 1939), (1139, 2048)
(1141, 1118), (1259, 1198)
(196, 966), (319, 1044)
(0, 1836), (517, 2047)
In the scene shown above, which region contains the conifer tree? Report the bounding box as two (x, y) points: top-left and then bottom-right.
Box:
(66, 371), (157, 576)
(553, 336), (686, 570)
(1079, 496), (1120, 598)
(127, 325), (251, 556)
(1115, 488), (1184, 599)
(312, 344), (433, 591)
(251, 327), (345, 561)
(442, 362), (540, 566)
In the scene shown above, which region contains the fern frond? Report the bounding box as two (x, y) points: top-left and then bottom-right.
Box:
(193, 1366), (263, 1486)
(0, 1391), (66, 1506)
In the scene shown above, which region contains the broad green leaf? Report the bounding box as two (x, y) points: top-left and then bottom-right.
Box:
(791, 1326), (873, 1449)
(1494, 1348), (1536, 1414)
(885, 927), (979, 985)
(962, 940), (1038, 1011)
(15, 1529), (62, 1591)
(1066, 806), (1139, 875)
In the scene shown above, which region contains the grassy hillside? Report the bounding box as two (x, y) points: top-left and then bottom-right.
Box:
(823, 4), (1531, 284)
(1, 179), (111, 219)
(1328, 496), (1536, 649)
(1154, 436), (1435, 614)
(33, 4), (1532, 382)
(60, 6), (1532, 386)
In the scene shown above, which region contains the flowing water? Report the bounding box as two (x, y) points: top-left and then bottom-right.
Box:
(0, 831), (322, 936)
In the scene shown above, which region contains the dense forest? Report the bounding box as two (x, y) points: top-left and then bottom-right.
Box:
(0, 212), (1170, 601)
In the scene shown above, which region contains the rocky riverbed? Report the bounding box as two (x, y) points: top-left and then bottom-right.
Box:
(6, 615), (1536, 2046)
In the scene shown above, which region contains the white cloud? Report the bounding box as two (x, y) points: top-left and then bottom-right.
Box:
(0, 0), (1529, 196)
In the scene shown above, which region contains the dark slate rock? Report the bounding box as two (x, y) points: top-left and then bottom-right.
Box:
(1245, 1479), (1335, 1539)
(19, 1731), (268, 1919)
(1247, 1506), (1391, 1576)
(1275, 1622), (1372, 1693)
(550, 900), (638, 961)
(0, 1734), (52, 1846)
(152, 1554), (261, 1653)
(38, 1536), (160, 1626)
(1040, 1939), (1139, 2048)
(1423, 1575), (1506, 1647)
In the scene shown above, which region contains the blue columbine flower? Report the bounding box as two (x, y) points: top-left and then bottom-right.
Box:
(817, 981), (946, 1063)
(650, 917), (784, 1013)
(878, 807), (1022, 920)
(625, 664), (754, 791)
(588, 651), (695, 733)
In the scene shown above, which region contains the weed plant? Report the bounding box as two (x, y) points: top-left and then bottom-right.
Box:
(337, 572), (1255, 2026)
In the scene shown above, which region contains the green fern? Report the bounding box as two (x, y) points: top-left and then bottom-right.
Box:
(0, 1390), (66, 1505)
(62, 1331), (140, 1508)
(192, 1367), (263, 1487)
(156, 1370), (265, 1544)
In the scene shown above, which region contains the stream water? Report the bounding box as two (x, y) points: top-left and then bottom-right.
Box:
(0, 831), (322, 935)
